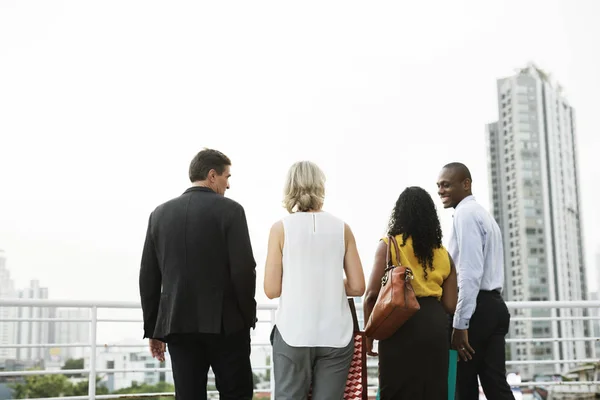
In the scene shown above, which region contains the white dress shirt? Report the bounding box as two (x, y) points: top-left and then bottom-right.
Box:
(448, 195), (505, 330)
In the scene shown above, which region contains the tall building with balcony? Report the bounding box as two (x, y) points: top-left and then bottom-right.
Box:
(0, 250), (18, 361)
(486, 64), (589, 379)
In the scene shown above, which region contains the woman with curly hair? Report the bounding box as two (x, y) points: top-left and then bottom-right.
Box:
(364, 186), (458, 399)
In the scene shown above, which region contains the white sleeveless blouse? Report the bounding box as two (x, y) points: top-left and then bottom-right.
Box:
(275, 211), (353, 347)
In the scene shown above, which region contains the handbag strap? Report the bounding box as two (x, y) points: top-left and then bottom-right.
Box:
(386, 235), (402, 268)
(348, 298), (360, 332)
(385, 236), (392, 267)
(385, 235), (414, 283)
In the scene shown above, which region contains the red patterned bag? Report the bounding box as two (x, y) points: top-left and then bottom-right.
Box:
(309, 298), (368, 400)
(344, 298), (368, 400)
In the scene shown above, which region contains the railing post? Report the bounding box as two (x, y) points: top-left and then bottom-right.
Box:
(88, 306), (97, 400)
(270, 309), (276, 396)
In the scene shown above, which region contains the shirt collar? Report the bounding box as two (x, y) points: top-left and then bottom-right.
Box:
(455, 195), (475, 211)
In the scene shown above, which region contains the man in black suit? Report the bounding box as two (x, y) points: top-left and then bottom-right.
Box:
(139, 148), (257, 400)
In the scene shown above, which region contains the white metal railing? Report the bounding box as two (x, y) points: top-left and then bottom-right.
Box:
(1, 299), (599, 399)
(0, 299), (279, 400)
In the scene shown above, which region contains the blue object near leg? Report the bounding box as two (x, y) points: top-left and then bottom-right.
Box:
(448, 349), (458, 400)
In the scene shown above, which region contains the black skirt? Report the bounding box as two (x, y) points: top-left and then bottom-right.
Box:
(378, 296), (449, 400)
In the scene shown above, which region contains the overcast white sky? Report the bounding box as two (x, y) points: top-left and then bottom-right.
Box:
(1, 1), (599, 342)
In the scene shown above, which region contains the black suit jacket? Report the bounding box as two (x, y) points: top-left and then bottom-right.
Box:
(139, 186), (257, 340)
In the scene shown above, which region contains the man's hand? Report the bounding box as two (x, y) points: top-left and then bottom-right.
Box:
(452, 328), (475, 362)
(149, 339), (166, 362)
(366, 337), (378, 357)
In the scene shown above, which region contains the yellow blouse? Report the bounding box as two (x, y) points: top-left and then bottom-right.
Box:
(382, 235), (451, 299)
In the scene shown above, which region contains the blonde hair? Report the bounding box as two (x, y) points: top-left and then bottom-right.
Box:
(283, 161), (326, 213)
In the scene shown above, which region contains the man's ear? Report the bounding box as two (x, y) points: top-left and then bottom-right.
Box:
(463, 178), (472, 192)
(207, 169), (216, 181)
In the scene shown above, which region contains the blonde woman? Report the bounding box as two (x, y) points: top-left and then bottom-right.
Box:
(264, 161), (365, 400)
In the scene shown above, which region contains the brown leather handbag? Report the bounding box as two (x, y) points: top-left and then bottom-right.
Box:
(364, 235), (420, 340)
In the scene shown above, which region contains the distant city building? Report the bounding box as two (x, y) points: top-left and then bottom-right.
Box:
(92, 343), (174, 392)
(53, 308), (90, 363)
(15, 280), (56, 363)
(0, 251), (18, 361)
(590, 248), (600, 357)
(486, 64), (590, 378)
(0, 258), (88, 365)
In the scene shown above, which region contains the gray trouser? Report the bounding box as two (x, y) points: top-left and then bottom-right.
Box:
(271, 326), (354, 400)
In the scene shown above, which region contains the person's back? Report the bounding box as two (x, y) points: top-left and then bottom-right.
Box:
(264, 161), (365, 400)
(146, 187), (255, 336)
(451, 198), (505, 295)
(364, 186), (457, 400)
(277, 211), (353, 347)
(437, 162), (513, 400)
(139, 149), (256, 400)
(384, 235), (451, 300)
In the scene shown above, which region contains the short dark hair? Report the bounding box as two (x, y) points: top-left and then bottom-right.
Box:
(189, 149), (231, 182)
(443, 162), (472, 181)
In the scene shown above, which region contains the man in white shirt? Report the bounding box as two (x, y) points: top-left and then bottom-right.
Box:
(437, 162), (513, 400)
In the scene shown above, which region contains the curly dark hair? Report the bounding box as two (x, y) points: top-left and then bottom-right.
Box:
(387, 186), (443, 279)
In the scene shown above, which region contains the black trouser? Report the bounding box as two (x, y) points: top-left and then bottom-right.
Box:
(167, 329), (253, 400)
(456, 290), (513, 400)
(379, 297), (449, 400)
